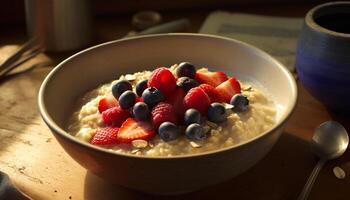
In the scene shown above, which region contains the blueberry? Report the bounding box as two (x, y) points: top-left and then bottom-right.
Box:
(185, 123), (206, 141)
(133, 102), (150, 121)
(184, 109), (201, 125)
(112, 80), (132, 99)
(118, 91), (136, 109)
(230, 94), (249, 112)
(142, 87), (164, 107)
(176, 77), (199, 92)
(158, 122), (180, 142)
(136, 80), (148, 97)
(176, 62), (196, 78)
(207, 103), (227, 123)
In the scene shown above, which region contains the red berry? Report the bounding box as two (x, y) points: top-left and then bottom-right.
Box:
(199, 84), (222, 103)
(195, 71), (228, 87)
(98, 95), (119, 113)
(136, 97), (144, 103)
(151, 102), (177, 128)
(215, 77), (241, 103)
(183, 87), (211, 114)
(117, 118), (155, 143)
(148, 67), (176, 97)
(90, 127), (119, 145)
(165, 88), (186, 119)
(101, 106), (130, 127)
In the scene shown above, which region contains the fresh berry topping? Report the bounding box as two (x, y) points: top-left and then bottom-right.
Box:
(117, 118), (155, 143)
(185, 123), (206, 141)
(195, 71), (228, 87)
(183, 87), (211, 114)
(199, 84), (222, 103)
(136, 80), (148, 97)
(142, 87), (164, 107)
(184, 108), (201, 125)
(136, 97), (143, 103)
(90, 127), (119, 145)
(176, 77), (199, 92)
(101, 106), (130, 127)
(165, 88), (186, 119)
(151, 102), (177, 128)
(148, 67), (176, 97)
(112, 80), (132, 99)
(207, 103), (227, 123)
(176, 62), (196, 78)
(230, 94), (249, 112)
(118, 91), (136, 109)
(215, 78), (241, 103)
(158, 122), (181, 142)
(133, 102), (150, 121)
(98, 95), (119, 113)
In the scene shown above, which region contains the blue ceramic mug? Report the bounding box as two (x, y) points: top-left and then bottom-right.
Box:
(296, 1), (350, 113)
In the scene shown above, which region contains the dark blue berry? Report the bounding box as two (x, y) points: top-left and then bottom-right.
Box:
(118, 91), (136, 109)
(184, 109), (201, 125)
(185, 123), (206, 141)
(142, 87), (164, 107)
(176, 62), (196, 78)
(230, 94), (249, 112)
(136, 80), (148, 97)
(158, 122), (180, 142)
(176, 77), (199, 92)
(207, 103), (227, 123)
(133, 102), (150, 121)
(112, 80), (132, 99)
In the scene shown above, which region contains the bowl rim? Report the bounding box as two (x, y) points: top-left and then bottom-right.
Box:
(38, 33), (298, 159)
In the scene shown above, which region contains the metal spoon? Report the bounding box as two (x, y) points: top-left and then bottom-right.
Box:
(298, 121), (349, 200)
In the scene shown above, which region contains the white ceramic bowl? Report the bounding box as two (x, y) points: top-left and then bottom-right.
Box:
(38, 33), (297, 194)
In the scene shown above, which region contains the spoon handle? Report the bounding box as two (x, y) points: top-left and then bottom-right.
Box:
(298, 159), (326, 200)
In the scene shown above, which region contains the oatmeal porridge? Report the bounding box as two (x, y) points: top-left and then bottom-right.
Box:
(67, 62), (277, 156)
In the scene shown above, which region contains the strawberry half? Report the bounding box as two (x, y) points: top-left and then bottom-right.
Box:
(215, 77), (241, 103)
(165, 88), (186, 119)
(117, 118), (155, 143)
(148, 67), (177, 97)
(195, 71), (228, 87)
(90, 127), (119, 145)
(199, 84), (222, 103)
(98, 95), (119, 113)
(151, 102), (177, 128)
(101, 106), (130, 127)
(183, 87), (211, 114)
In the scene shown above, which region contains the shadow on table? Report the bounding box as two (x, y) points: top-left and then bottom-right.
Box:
(83, 132), (322, 200)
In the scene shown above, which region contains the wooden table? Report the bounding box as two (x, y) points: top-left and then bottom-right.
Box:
(1, 5), (349, 200)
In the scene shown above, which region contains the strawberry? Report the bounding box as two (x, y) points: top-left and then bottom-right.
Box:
(148, 67), (177, 97)
(117, 118), (155, 143)
(195, 71), (228, 87)
(183, 87), (211, 114)
(98, 95), (119, 113)
(136, 97), (143, 103)
(215, 77), (241, 103)
(101, 106), (130, 127)
(90, 127), (119, 145)
(199, 84), (222, 103)
(151, 102), (177, 128)
(165, 88), (186, 119)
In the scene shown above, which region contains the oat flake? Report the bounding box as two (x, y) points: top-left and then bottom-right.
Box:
(190, 141), (202, 148)
(132, 140), (148, 148)
(333, 166), (346, 179)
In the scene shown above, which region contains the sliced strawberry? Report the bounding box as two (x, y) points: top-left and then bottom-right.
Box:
(199, 84), (222, 103)
(148, 67), (177, 97)
(90, 127), (119, 145)
(117, 118), (155, 143)
(98, 95), (119, 113)
(136, 97), (143, 103)
(183, 87), (211, 114)
(101, 106), (130, 127)
(165, 88), (186, 119)
(215, 77), (241, 103)
(151, 102), (177, 128)
(195, 71), (228, 87)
